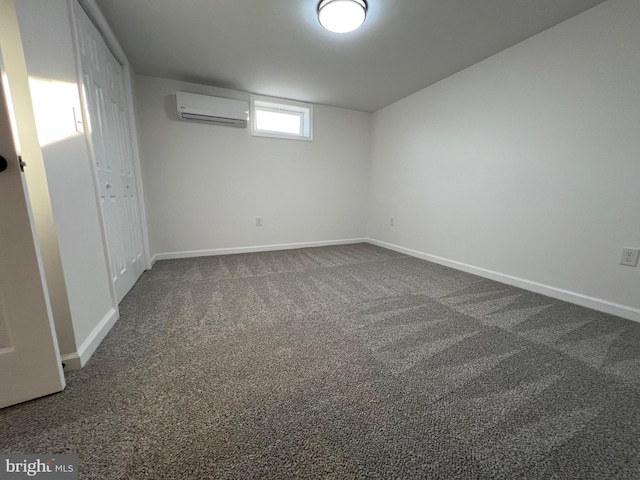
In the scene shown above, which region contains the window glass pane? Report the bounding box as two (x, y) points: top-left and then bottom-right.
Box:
(250, 95), (313, 141)
(256, 108), (301, 135)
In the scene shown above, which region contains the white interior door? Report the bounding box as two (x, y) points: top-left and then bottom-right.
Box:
(72, 1), (145, 303)
(0, 54), (65, 408)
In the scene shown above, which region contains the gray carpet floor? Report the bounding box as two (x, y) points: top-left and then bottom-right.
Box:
(2, 243), (640, 479)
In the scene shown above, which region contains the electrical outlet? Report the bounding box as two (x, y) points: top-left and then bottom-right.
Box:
(390, 216), (394, 226)
(619, 247), (639, 267)
(255, 216), (262, 227)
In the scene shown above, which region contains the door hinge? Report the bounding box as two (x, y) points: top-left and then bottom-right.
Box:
(18, 156), (26, 172)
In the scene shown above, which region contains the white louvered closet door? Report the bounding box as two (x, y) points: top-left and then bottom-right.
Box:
(72, 1), (145, 302)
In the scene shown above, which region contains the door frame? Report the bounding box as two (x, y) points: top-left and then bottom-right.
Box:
(68, 0), (151, 297)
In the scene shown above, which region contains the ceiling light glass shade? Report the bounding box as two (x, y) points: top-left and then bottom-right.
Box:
(318, 0), (367, 33)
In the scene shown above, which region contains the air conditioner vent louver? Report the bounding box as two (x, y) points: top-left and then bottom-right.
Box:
(176, 91), (248, 128)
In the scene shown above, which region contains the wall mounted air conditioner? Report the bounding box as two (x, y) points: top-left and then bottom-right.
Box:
(176, 91), (249, 127)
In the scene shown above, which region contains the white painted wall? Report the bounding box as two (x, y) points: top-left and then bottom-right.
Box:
(0, 43), (74, 356)
(135, 75), (371, 259)
(14, 0), (116, 365)
(368, 0), (640, 319)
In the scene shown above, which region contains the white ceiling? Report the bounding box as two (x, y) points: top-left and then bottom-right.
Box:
(94, 0), (606, 112)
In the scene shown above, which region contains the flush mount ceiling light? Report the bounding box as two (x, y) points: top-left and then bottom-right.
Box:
(318, 0), (368, 33)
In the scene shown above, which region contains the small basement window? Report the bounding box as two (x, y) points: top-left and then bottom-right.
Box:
(250, 95), (313, 141)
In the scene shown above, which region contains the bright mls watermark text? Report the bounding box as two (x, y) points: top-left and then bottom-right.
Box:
(0, 455), (77, 479)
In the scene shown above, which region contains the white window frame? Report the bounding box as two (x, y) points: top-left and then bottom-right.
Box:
(250, 94), (313, 141)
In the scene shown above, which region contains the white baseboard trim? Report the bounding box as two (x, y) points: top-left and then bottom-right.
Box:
(367, 238), (640, 323)
(60, 307), (119, 372)
(151, 238), (368, 265)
